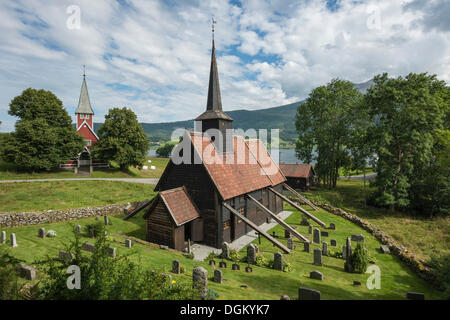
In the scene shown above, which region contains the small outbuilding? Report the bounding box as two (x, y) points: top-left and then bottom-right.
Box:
(279, 163), (315, 191)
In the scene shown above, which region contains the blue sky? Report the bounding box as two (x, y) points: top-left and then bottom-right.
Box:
(0, 0), (449, 132)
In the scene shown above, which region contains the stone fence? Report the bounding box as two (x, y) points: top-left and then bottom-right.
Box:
(310, 201), (437, 286)
(0, 201), (146, 228)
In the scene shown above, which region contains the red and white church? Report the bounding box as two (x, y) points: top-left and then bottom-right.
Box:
(75, 73), (99, 150)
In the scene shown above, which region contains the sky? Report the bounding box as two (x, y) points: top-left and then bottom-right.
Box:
(0, 0), (449, 132)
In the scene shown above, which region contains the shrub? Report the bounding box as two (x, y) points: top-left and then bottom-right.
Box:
(329, 249), (343, 259)
(283, 262), (292, 272)
(229, 249), (241, 263)
(429, 254), (450, 299)
(255, 255), (267, 267)
(205, 252), (218, 262)
(85, 222), (104, 238)
(350, 242), (369, 273)
(205, 288), (220, 300)
(183, 253), (194, 260)
(0, 247), (23, 300)
(180, 265), (186, 274)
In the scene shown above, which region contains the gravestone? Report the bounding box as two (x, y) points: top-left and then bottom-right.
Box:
(59, 250), (74, 262)
(308, 226), (313, 234)
(172, 260), (180, 274)
(108, 247), (116, 258)
(125, 239), (132, 248)
(192, 266), (208, 299)
(329, 223), (336, 230)
(280, 295), (290, 300)
(380, 245), (390, 254)
(232, 264), (240, 271)
(219, 261), (227, 268)
(213, 269), (222, 283)
(47, 230), (56, 237)
(104, 215), (109, 226)
(353, 280), (362, 286)
(76, 225), (82, 234)
(287, 238), (294, 250)
(342, 245), (347, 259)
(221, 242), (230, 259)
(330, 239), (337, 246)
(284, 229), (291, 238)
(310, 270), (323, 280)
(18, 263), (36, 280)
(10, 233), (17, 247)
(406, 292), (425, 300)
(313, 228), (321, 244)
(245, 266), (253, 273)
(82, 242), (95, 252)
(298, 287), (321, 300)
(209, 260), (216, 267)
(313, 248), (322, 266)
(320, 231), (329, 237)
(274, 252), (283, 271)
(304, 242), (310, 253)
(351, 234), (364, 242)
(344, 237), (353, 272)
(38, 228), (46, 239)
(247, 244), (257, 264)
(1, 231), (6, 244)
(322, 242), (328, 256)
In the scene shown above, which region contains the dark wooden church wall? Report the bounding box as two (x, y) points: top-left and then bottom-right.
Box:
(146, 200), (174, 248)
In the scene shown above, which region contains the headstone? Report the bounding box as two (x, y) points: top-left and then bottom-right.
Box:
(308, 226), (312, 234)
(221, 242), (230, 259)
(82, 242), (95, 252)
(108, 247), (116, 258)
(380, 245), (390, 254)
(287, 238), (294, 250)
(313, 228), (321, 244)
(406, 292), (425, 300)
(274, 252), (283, 271)
(304, 242), (310, 253)
(298, 287), (321, 300)
(344, 237), (353, 272)
(1, 231), (6, 244)
(125, 239), (132, 248)
(192, 266), (208, 299)
(232, 263), (240, 271)
(284, 229), (291, 238)
(247, 244), (257, 264)
(329, 223), (336, 230)
(213, 269), (222, 283)
(172, 260), (180, 274)
(10, 233), (17, 247)
(219, 261), (227, 268)
(313, 248), (322, 266)
(310, 270), (323, 280)
(320, 231), (329, 237)
(209, 260), (216, 267)
(245, 266), (253, 273)
(330, 239), (337, 246)
(18, 263), (36, 280)
(38, 228), (46, 238)
(322, 242), (328, 256)
(76, 225), (82, 234)
(353, 280), (361, 286)
(59, 250), (74, 262)
(104, 215), (109, 226)
(47, 230), (56, 237)
(351, 234), (365, 242)
(280, 295), (290, 300)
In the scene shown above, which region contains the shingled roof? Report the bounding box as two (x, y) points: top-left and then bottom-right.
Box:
(144, 186), (200, 226)
(75, 75), (94, 115)
(279, 163), (315, 178)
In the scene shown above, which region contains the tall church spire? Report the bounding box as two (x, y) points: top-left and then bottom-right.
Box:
(75, 68), (94, 115)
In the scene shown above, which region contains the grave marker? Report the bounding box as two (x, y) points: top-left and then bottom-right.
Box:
(313, 228), (321, 244)
(10, 233), (17, 247)
(213, 269), (222, 283)
(310, 270), (323, 280)
(38, 228), (46, 239)
(274, 252), (283, 271)
(313, 248), (322, 266)
(172, 260), (180, 274)
(298, 287), (321, 300)
(322, 242), (328, 256)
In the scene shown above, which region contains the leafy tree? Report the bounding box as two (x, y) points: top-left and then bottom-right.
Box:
(295, 79), (363, 188)
(1, 88), (84, 171)
(0, 247), (24, 300)
(92, 107), (150, 171)
(156, 141), (177, 158)
(365, 73), (449, 213)
(429, 254), (450, 299)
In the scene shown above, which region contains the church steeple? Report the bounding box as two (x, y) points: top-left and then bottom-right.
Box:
(75, 67), (94, 116)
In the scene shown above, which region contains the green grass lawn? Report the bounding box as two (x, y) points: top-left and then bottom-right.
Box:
(303, 180), (450, 261)
(0, 157), (169, 180)
(0, 203), (442, 300)
(0, 181), (156, 213)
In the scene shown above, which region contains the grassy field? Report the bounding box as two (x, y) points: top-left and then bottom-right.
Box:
(303, 180), (450, 261)
(0, 181), (157, 213)
(0, 157), (169, 180)
(0, 203), (442, 300)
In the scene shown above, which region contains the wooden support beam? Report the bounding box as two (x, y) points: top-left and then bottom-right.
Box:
(283, 183), (319, 211)
(222, 202), (290, 254)
(246, 195), (310, 243)
(269, 187), (326, 227)
(123, 198), (153, 220)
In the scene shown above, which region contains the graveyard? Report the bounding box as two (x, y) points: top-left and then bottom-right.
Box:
(1, 197), (441, 300)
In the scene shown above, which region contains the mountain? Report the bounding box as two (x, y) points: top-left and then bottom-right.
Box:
(93, 80), (373, 146)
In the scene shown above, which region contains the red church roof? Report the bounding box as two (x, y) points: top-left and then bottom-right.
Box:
(279, 163), (315, 178)
(159, 186), (201, 226)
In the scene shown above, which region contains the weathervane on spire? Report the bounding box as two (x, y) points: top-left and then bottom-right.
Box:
(211, 17), (216, 40)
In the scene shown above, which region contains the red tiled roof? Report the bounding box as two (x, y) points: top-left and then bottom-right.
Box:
(159, 186), (200, 226)
(189, 133), (286, 200)
(279, 163), (314, 178)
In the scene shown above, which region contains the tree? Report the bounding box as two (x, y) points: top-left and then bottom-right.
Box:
(156, 141), (176, 158)
(1, 88), (84, 171)
(92, 107), (149, 171)
(295, 79), (363, 188)
(365, 73), (449, 213)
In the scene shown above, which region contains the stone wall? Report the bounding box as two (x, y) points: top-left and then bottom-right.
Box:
(0, 201), (145, 228)
(312, 201), (437, 286)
